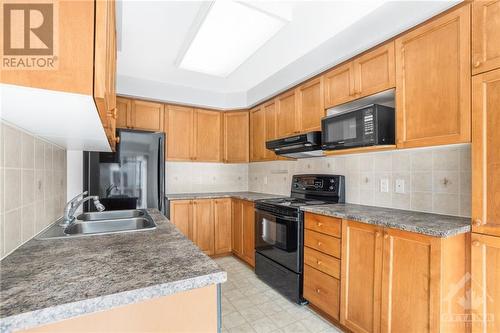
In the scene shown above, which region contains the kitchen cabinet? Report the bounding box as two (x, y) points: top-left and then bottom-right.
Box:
(277, 90), (299, 138)
(116, 97), (131, 129)
(337, 218), (468, 333)
(472, 68), (500, 237)
(324, 62), (356, 108)
(341, 221), (383, 333)
(194, 109), (222, 162)
(165, 105), (194, 161)
(130, 100), (164, 132)
(304, 264), (341, 320)
(296, 77), (324, 132)
(192, 199), (214, 256)
(250, 106), (266, 161)
(232, 199), (255, 267)
(170, 200), (193, 240)
(353, 41), (395, 99)
(214, 198), (232, 255)
(264, 100), (278, 160)
(472, 0), (500, 75)
(471, 233), (500, 333)
(395, 5), (471, 148)
(223, 111), (249, 163)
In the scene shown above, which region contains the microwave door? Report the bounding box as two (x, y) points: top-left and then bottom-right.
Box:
(324, 111), (365, 148)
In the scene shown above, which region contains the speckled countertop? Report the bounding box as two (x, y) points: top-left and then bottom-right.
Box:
(0, 209), (226, 333)
(301, 204), (471, 237)
(166, 191), (286, 201)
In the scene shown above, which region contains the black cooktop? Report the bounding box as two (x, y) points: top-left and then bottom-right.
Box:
(258, 197), (328, 208)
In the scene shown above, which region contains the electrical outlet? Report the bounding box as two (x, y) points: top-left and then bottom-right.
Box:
(380, 178), (389, 193)
(264, 176), (268, 185)
(395, 179), (405, 193)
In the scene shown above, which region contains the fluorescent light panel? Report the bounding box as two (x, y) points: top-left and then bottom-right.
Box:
(179, 1), (287, 77)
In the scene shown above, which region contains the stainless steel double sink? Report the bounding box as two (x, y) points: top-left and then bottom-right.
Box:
(37, 209), (157, 240)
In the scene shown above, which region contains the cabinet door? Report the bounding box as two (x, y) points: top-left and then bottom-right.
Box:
(263, 100), (278, 160)
(214, 198), (232, 255)
(380, 229), (440, 333)
(472, 0), (500, 74)
(250, 107), (265, 162)
(395, 5), (471, 148)
(277, 91), (299, 138)
(192, 199), (214, 256)
(170, 200), (193, 240)
(472, 68), (500, 237)
(297, 77), (324, 133)
(471, 233), (500, 333)
(304, 264), (341, 320)
(116, 97), (131, 129)
(130, 100), (164, 131)
(223, 111), (249, 163)
(194, 109), (222, 162)
(232, 200), (243, 256)
(242, 200), (255, 267)
(354, 41), (395, 98)
(165, 105), (194, 161)
(341, 220), (383, 333)
(324, 62), (355, 108)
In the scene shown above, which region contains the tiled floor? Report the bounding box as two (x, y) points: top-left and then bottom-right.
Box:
(215, 256), (343, 333)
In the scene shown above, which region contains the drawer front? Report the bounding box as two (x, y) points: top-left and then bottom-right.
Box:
(304, 264), (340, 320)
(305, 230), (341, 258)
(304, 246), (341, 279)
(305, 213), (341, 238)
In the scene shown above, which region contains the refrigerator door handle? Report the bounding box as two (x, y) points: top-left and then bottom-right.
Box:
(157, 135), (164, 213)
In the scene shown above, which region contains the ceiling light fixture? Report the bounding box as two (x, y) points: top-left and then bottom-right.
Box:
(179, 1), (289, 77)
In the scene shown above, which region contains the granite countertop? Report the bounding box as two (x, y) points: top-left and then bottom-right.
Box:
(301, 204), (471, 237)
(166, 191), (286, 201)
(0, 209), (226, 333)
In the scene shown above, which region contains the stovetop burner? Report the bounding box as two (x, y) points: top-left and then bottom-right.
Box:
(260, 197), (328, 208)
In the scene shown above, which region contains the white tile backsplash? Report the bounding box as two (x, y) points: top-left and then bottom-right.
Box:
(247, 144), (472, 217)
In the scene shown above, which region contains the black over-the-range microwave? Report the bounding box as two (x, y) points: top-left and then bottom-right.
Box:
(321, 104), (395, 150)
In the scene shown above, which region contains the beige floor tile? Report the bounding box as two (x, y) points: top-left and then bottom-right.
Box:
(250, 317), (280, 333)
(239, 306), (266, 322)
(223, 311), (247, 329)
(228, 323), (256, 333)
(282, 321), (310, 333)
(267, 311), (298, 329)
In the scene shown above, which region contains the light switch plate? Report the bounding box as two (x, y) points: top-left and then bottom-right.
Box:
(264, 176), (268, 185)
(395, 179), (405, 193)
(380, 178), (389, 192)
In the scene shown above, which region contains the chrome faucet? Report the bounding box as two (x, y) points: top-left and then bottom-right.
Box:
(62, 191), (105, 226)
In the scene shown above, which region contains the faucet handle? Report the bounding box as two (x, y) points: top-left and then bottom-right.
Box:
(68, 191), (88, 203)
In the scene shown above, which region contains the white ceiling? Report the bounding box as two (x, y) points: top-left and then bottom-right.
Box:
(116, 0), (460, 109)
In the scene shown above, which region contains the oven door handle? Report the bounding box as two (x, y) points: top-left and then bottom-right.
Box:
(255, 209), (298, 222)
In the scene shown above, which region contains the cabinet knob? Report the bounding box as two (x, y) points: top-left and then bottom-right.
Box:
(317, 242), (322, 247)
(473, 219), (482, 227)
(472, 240), (481, 247)
(375, 231), (381, 238)
(383, 233), (389, 239)
(316, 288), (321, 294)
(317, 222), (323, 227)
(316, 260), (322, 265)
(474, 60), (481, 68)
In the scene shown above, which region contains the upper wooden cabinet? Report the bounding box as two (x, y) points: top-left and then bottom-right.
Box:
(324, 62), (356, 108)
(471, 233), (500, 333)
(263, 100), (278, 160)
(324, 42), (395, 109)
(116, 97), (131, 129)
(354, 42), (395, 99)
(472, 0), (500, 75)
(223, 111), (249, 163)
(296, 77), (324, 132)
(250, 106), (266, 161)
(277, 90), (299, 138)
(194, 109), (222, 162)
(472, 68), (500, 237)
(214, 199), (232, 255)
(165, 105), (194, 161)
(130, 100), (164, 132)
(395, 5), (471, 148)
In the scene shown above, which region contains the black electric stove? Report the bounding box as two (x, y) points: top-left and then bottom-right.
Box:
(254, 174), (345, 304)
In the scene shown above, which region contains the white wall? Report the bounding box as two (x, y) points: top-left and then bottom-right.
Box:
(66, 151), (83, 202)
(248, 144), (471, 217)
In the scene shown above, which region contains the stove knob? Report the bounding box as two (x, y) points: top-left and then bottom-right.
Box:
(329, 186), (334, 190)
(330, 179), (334, 183)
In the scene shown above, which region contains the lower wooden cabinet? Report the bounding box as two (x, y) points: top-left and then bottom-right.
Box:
(192, 199), (214, 256)
(304, 264), (340, 320)
(232, 199), (255, 267)
(341, 219), (468, 333)
(471, 233), (500, 333)
(170, 200), (193, 240)
(214, 198), (232, 255)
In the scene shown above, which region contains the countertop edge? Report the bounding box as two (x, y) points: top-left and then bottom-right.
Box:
(301, 207), (471, 238)
(0, 271), (226, 333)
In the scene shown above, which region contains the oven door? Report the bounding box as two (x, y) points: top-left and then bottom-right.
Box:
(255, 209), (301, 273)
(322, 107), (375, 149)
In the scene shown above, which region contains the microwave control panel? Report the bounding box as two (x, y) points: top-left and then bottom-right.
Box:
(364, 108), (374, 135)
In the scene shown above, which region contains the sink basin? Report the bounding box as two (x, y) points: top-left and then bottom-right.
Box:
(77, 209), (144, 221)
(64, 217), (155, 236)
(37, 209), (156, 239)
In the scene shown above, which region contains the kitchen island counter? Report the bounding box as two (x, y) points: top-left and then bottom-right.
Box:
(0, 209), (226, 333)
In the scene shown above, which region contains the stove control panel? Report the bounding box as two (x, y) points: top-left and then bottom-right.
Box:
(291, 174), (344, 201)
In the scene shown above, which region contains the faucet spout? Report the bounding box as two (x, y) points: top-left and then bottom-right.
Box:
(62, 192), (105, 226)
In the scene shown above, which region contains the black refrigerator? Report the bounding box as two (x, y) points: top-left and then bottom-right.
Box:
(83, 129), (165, 214)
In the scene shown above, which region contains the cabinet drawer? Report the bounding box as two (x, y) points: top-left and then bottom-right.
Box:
(304, 246), (340, 279)
(305, 230), (341, 258)
(304, 264), (340, 320)
(305, 213), (341, 238)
